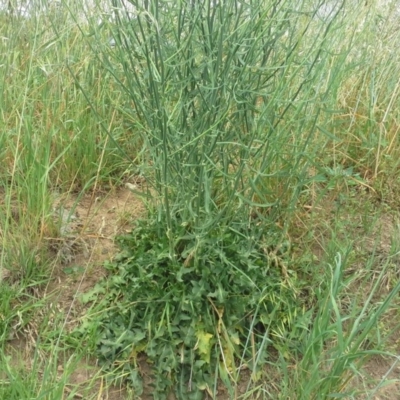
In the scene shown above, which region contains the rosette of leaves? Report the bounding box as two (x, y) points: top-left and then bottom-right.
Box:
(94, 215), (299, 399)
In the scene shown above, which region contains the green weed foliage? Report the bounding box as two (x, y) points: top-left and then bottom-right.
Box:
(94, 216), (298, 398)
(75, 0), (380, 397)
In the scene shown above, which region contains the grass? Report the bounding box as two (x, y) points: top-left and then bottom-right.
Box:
(1, 0), (400, 398)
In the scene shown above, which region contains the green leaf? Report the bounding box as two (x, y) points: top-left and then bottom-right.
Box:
(79, 284), (106, 304)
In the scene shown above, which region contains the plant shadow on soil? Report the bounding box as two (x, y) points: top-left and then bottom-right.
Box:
(3, 186), (400, 399)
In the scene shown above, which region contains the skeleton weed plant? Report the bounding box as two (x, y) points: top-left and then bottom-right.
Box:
(74, 0), (362, 397)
